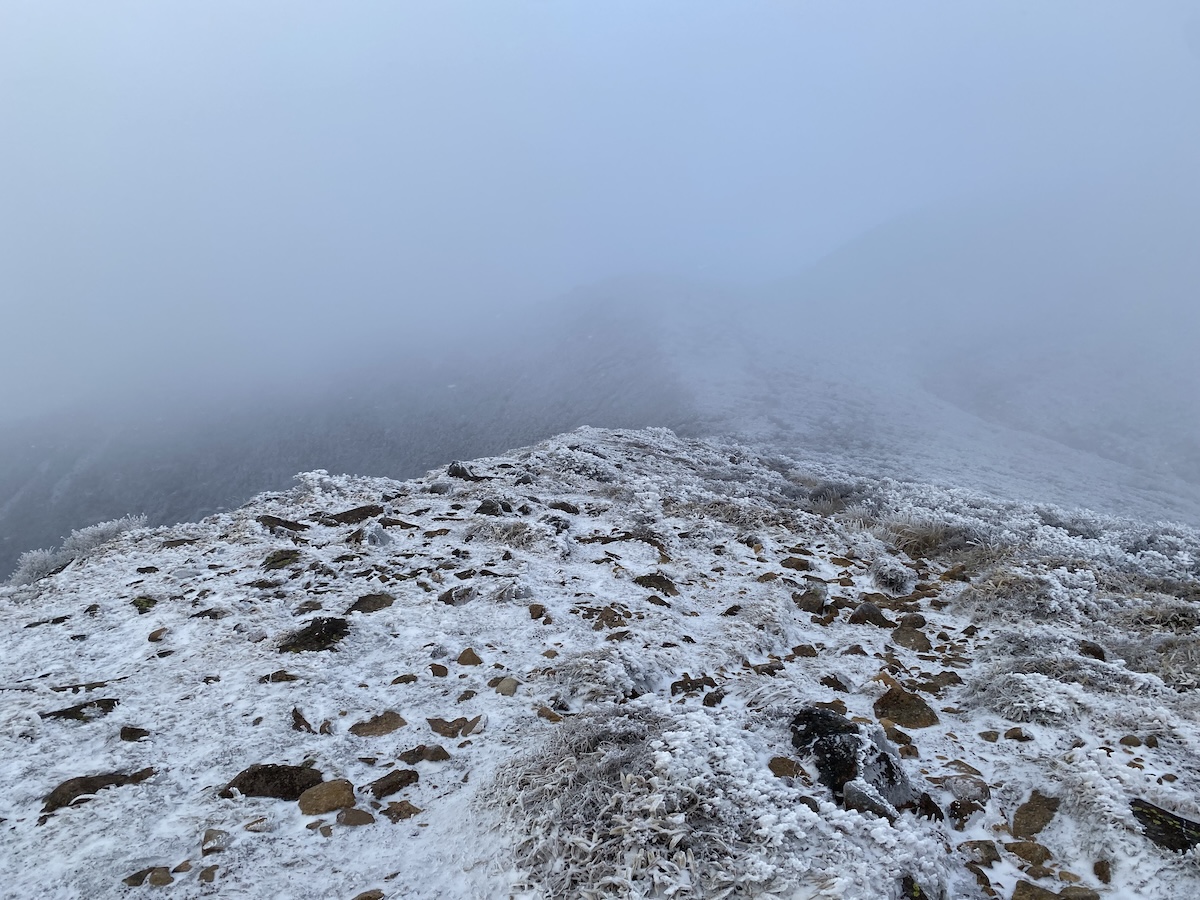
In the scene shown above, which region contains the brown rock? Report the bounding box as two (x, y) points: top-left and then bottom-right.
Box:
(849, 602), (896, 627)
(298, 779), (356, 815)
(346, 593), (394, 615)
(148, 627), (168, 643)
(221, 764), (322, 801)
(172, 861), (192, 873)
(398, 744), (450, 764)
(495, 677), (520, 696)
(120, 726), (150, 742)
(1005, 727), (1033, 742)
(199, 865), (218, 884)
(792, 644), (819, 657)
(147, 867), (174, 886)
(457, 648), (483, 666)
(1119, 734), (1142, 747)
(427, 715), (484, 738)
(428, 664), (449, 677)
(391, 674), (417, 685)
(781, 557), (812, 571)
(1012, 791), (1060, 838)
(1093, 860), (1112, 884)
(537, 706), (563, 723)
(1011, 882), (1058, 900)
(337, 808), (376, 826)
(979, 730), (1000, 742)
(793, 590), (826, 613)
(874, 686), (939, 728)
(349, 711), (407, 737)
(43, 767), (155, 813)
(529, 603), (546, 619)
(768, 757), (806, 779)
(1058, 889), (1101, 900)
(382, 800), (422, 822)
(351, 892), (385, 900)
(1005, 841), (1052, 865)
(368, 768), (419, 800)
(292, 708), (315, 733)
(892, 627), (932, 651)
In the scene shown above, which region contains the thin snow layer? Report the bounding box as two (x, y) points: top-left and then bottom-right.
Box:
(2, 426), (1200, 899)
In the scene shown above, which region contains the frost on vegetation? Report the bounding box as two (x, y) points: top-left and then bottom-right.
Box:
(967, 671), (1085, 724)
(488, 702), (949, 900)
(868, 557), (915, 595)
(464, 520), (544, 550)
(554, 647), (661, 705)
(7, 514), (147, 586)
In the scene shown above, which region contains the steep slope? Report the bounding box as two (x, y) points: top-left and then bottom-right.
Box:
(4, 428), (1200, 898)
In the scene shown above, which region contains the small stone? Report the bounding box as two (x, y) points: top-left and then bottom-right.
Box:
(298, 779), (356, 815)
(172, 861), (192, 873)
(1005, 727), (1033, 742)
(429, 664), (448, 677)
(792, 644), (818, 657)
(391, 674), (417, 685)
(768, 757), (806, 779)
(874, 686), (939, 729)
(537, 706), (563, 723)
(242, 816), (272, 833)
(899, 613), (927, 629)
(144, 867), (173, 886)
(121, 726), (150, 742)
(292, 708), (315, 733)
(1119, 735), (1142, 747)
(351, 891), (385, 900)
(633, 573), (679, 596)
(199, 865), (218, 884)
(849, 602), (897, 627)
(1078, 640), (1106, 661)
(457, 648), (483, 666)
(1057, 888), (1100, 900)
(349, 711), (407, 737)
(979, 730), (1000, 743)
(148, 627), (168, 643)
(202, 828), (232, 855)
(1093, 859), (1112, 883)
(337, 808), (376, 826)
(1012, 791), (1060, 839)
(495, 677), (520, 696)
(368, 769), (419, 800)
(346, 593), (394, 615)
(399, 744), (451, 764)
(382, 800), (422, 822)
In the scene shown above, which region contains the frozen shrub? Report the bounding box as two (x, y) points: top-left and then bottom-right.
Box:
(870, 557), (915, 595)
(8, 514), (147, 586)
(463, 520), (543, 550)
(878, 514), (981, 559)
(807, 480), (869, 515)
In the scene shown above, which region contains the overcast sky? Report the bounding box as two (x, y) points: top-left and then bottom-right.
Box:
(2, 1), (1198, 420)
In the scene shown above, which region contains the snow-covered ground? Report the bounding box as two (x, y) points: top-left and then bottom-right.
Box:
(3, 427), (1200, 898)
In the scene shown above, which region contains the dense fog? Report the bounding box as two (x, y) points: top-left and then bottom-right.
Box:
(3, 2), (1199, 576)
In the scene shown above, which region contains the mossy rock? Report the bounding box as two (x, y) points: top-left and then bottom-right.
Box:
(131, 596), (157, 615)
(279, 617), (349, 653)
(263, 549), (301, 570)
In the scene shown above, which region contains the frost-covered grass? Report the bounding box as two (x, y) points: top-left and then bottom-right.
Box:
(3, 426), (1200, 899)
(7, 514), (147, 585)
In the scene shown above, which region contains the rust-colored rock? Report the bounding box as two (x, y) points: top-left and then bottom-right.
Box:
(297, 779), (356, 815)
(349, 711), (406, 737)
(874, 686), (939, 728)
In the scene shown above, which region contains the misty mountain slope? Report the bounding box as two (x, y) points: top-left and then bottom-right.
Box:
(0, 303), (696, 580)
(4, 427), (1200, 898)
